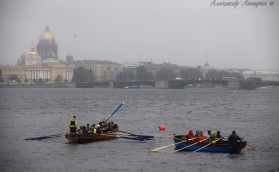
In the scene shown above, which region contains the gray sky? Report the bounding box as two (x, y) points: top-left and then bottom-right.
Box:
(0, 0), (278, 70)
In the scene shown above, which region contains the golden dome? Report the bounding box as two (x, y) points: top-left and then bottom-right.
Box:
(39, 25), (55, 40)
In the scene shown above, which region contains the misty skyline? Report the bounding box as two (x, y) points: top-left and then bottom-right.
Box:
(0, 0), (278, 70)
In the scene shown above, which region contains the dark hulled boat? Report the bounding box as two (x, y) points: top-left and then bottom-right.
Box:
(173, 135), (247, 154)
(65, 131), (118, 143)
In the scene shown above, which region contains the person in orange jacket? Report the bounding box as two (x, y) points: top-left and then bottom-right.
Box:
(197, 131), (208, 142)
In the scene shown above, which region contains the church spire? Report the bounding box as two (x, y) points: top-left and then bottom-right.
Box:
(30, 33), (36, 52)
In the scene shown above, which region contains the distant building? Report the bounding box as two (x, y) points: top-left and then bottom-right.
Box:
(1, 25), (73, 84)
(21, 38), (41, 65)
(0, 65), (26, 84)
(242, 70), (279, 81)
(123, 61), (185, 77)
(197, 61), (213, 78)
(36, 25), (58, 60)
(68, 60), (123, 82)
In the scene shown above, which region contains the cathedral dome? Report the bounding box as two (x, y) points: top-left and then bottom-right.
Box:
(39, 25), (55, 40)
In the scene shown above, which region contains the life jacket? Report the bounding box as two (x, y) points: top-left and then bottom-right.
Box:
(187, 133), (195, 139)
(69, 118), (77, 127)
(70, 120), (75, 126)
(198, 134), (207, 141)
(92, 128), (97, 134)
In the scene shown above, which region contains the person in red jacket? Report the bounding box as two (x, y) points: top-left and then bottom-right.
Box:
(186, 130), (195, 140)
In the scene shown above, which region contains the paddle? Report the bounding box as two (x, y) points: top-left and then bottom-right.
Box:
(100, 133), (146, 141)
(118, 130), (154, 139)
(172, 138), (208, 153)
(105, 102), (124, 122)
(193, 138), (221, 152)
(247, 143), (258, 149)
(119, 136), (146, 141)
(25, 134), (64, 141)
(151, 137), (197, 152)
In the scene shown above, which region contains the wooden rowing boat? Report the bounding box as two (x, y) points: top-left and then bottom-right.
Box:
(65, 131), (118, 143)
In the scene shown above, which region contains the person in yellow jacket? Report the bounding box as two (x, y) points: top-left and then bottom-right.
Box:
(69, 116), (78, 133)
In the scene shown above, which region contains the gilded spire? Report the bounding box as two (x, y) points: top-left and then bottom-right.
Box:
(29, 34), (38, 56)
(31, 33), (36, 52)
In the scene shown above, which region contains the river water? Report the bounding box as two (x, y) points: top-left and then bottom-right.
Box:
(0, 88), (278, 172)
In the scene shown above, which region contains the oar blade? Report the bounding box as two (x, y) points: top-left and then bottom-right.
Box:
(25, 136), (49, 140)
(120, 136), (145, 141)
(106, 102), (124, 121)
(25, 133), (64, 141)
(151, 146), (169, 152)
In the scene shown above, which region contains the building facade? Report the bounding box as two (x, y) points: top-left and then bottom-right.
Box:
(242, 70), (279, 81)
(69, 60), (123, 82)
(0, 25), (73, 84)
(0, 65), (27, 84)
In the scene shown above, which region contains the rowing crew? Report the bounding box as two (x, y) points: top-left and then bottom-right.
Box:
(186, 130), (242, 144)
(69, 116), (119, 134)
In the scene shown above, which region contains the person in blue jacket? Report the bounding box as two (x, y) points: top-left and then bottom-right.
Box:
(228, 130), (242, 144)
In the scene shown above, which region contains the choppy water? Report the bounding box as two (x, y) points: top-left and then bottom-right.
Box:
(0, 88), (279, 172)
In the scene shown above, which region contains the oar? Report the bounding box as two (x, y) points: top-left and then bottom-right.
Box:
(117, 132), (154, 140)
(119, 136), (146, 141)
(25, 133), (64, 141)
(193, 138), (221, 152)
(247, 143), (258, 148)
(105, 102), (124, 122)
(151, 137), (197, 152)
(118, 130), (154, 139)
(172, 138), (208, 153)
(101, 133), (146, 141)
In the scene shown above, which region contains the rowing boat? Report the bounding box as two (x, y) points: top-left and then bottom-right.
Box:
(173, 135), (247, 154)
(65, 131), (118, 143)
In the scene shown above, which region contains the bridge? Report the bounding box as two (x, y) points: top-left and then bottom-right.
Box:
(75, 80), (279, 89)
(168, 79), (279, 89)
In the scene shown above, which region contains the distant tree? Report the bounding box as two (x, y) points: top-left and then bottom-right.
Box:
(180, 68), (204, 80)
(115, 71), (135, 81)
(135, 66), (153, 81)
(72, 66), (95, 83)
(205, 69), (219, 80)
(216, 71), (231, 80)
(155, 68), (175, 81)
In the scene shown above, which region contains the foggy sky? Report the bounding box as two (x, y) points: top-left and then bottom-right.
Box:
(0, 0), (278, 70)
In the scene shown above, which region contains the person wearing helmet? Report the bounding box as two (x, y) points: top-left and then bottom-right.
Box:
(69, 116), (78, 133)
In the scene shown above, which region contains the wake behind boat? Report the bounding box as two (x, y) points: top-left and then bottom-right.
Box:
(173, 135), (247, 154)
